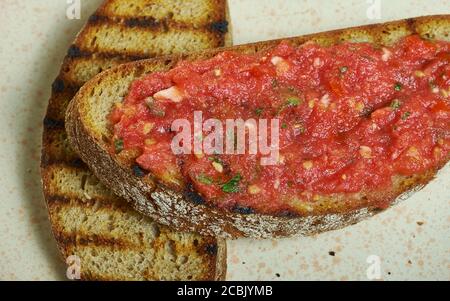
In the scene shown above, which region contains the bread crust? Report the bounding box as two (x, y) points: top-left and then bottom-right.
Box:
(67, 15), (450, 238)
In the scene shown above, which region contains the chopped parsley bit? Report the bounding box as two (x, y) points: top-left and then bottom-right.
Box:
(114, 139), (124, 154)
(255, 108), (264, 116)
(401, 111), (411, 120)
(271, 79), (279, 88)
(276, 97), (303, 115)
(221, 174), (242, 193)
(390, 99), (401, 109)
(339, 66), (348, 73)
(197, 174), (214, 185)
(286, 97), (302, 107)
(394, 82), (402, 91)
(281, 123), (288, 129)
(208, 156), (222, 164)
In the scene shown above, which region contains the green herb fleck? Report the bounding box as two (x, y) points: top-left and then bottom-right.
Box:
(197, 174), (214, 185)
(390, 99), (401, 109)
(281, 123), (288, 129)
(255, 108), (264, 116)
(401, 111), (411, 120)
(221, 174), (242, 193)
(114, 139), (124, 154)
(208, 156), (222, 164)
(339, 66), (348, 73)
(286, 97), (302, 107)
(276, 96), (303, 115)
(394, 82), (402, 91)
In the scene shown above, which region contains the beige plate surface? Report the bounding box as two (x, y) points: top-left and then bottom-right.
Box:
(0, 0), (449, 280)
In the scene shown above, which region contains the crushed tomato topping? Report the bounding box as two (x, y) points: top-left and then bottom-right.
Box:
(110, 35), (450, 214)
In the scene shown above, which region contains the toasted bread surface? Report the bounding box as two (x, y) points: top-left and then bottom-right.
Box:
(41, 0), (230, 281)
(67, 15), (450, 238)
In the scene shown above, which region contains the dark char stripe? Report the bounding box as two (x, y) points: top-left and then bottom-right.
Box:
(55, 232), (139, 250)
(66, 15), (228, 61)
(43, 117), (65, 129)
(88, 13), (229, 34)
(66, 44), (153, 61)
(46, 194), (126, 210)
(41, 156), (87, 169)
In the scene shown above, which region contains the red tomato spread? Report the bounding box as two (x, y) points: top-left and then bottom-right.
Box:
(110, 35), (450, 214)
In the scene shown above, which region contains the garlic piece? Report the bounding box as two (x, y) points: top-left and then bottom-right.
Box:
(359, 146), (372, 159)
(382, 47), (392, 61)
(248, 185), (261, 194)
(303, 160), (313, 170)
(212, 161), (223, 173)
(154, 86), (184, 103)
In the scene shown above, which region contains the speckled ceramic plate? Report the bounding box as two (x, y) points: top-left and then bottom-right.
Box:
(0, 0), (448, 280)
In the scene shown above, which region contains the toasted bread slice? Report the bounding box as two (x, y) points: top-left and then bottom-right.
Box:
(66, 15), (450, 239)
(41, 0), (230, 280)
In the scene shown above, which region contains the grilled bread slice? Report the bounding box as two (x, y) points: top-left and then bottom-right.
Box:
(41, 0), (230, 281)
(66, 15), (450, 239)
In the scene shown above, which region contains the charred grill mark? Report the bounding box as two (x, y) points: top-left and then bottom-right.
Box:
(49, 79), (79, 96)
(185, 189), (206, 205)
(85, 14), (228, 34)
(204, 243), (218, 256)
(68, 43), (152, 63)
(43, 117), (65, 129)
(132, 164), (147, 178)
(69, 15), (227, 62)
(55, 232), (139, 250)
(210, 20), (229, 34)
(87, 13), (108, 24)
(99, 52), (151, 61)
(124, 17), (159, 29)
(90, 11), (228, 31)
(46, 194), (90, 205)
(66, 49), (152, 63)
(406, 18), (418, 34)
(41, 157), (86, 169)
(46, 194), (127, 211)
(51, 78), (65, 93)
(277, 210), (300, 218)
(67, 45), (88, 58)
(232, 205), (254, 215)
(184, 183), (206, 205)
